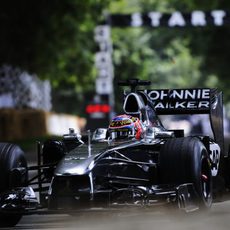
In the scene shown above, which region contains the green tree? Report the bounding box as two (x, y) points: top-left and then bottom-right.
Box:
(109, 0), (230, 113)
(1, 0), (230, 114)
(109, 1), (220, 110)
(0, 0), (110, 98)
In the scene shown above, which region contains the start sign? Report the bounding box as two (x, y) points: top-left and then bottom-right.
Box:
(108, 10), (229, 27)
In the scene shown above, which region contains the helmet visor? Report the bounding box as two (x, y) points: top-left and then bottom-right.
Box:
(110, 128), (135, 140)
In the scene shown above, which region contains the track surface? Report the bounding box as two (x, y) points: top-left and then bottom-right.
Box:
(9, 200), (230, 230)
(10, 151), (229, 230)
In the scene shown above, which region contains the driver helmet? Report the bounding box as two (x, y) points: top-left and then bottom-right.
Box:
(108, 114), (143, 140)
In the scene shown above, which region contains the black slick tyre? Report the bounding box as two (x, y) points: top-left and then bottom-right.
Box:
(0, 143), (28, 227)
(159, 137), (212, 209)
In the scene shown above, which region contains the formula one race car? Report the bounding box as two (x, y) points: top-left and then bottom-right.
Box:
(0, 79), (229, 227)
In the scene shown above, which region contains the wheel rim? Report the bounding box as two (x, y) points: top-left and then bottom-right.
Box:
(201, 157), (212, 203)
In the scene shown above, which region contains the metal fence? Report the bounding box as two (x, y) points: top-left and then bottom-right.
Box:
(0, 65), (51, 111)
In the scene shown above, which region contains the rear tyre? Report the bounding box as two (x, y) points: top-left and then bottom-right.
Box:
(159, 137), (212, 209)
(0, 143), (28, 227)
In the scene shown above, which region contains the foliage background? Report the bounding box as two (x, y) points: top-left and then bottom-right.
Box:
(0, 0), (230, 115)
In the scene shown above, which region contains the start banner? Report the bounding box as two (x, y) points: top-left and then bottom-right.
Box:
(107, 10), (229, 27)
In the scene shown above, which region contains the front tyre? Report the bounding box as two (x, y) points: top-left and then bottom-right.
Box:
(0, 143), (28, 227)
(159, 137), (212, 209)
(0, 214), (22, 228)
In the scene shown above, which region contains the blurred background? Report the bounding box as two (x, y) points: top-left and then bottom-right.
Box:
(0, 0), (230, 148)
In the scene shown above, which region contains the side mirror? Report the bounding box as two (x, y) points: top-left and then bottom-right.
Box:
(62, 128), (84, 151)
(144, 127), (174, 140)
(92, 128), (107, 141)
(63, 128), (83, 141)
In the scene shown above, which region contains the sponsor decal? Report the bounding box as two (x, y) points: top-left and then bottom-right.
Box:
(145, 88), (211, 110)
(209, 143), (221, 176)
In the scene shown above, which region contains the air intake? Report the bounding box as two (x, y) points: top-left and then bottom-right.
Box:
(123, 93), (145, 115)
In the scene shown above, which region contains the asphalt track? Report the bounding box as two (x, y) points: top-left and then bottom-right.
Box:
(8, 199), (230, 230)
(11, 150), (230, 230)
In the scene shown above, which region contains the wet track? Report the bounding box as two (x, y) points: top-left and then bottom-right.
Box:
(10, 200), (230, 230)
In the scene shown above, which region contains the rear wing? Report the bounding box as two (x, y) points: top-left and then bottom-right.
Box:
(119, 80), (224, 154)
(144, 88), (219, 114)
(144, 88), (224, 153)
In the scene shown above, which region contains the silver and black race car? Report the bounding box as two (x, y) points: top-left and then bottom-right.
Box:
(0, 79), (229, 227)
